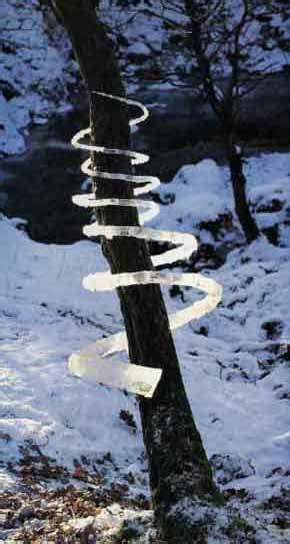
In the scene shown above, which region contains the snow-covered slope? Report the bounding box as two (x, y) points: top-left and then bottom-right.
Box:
(0, 152), (289, 542)
(0, 217), (140, 475)
(0, 0), (78, 155)
(154, 153), (290, 246)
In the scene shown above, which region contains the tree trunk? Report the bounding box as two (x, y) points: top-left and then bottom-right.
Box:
(184, 0), (259, 244)
(226, 138), (260, 243)
(51, 1), (222, 541)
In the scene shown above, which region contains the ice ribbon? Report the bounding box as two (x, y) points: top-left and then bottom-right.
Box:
(69, 92), (222, 398)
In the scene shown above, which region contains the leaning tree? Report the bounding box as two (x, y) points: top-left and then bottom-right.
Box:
(51, 1), (223, 542)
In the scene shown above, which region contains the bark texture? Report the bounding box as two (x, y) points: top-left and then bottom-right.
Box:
(52, 1), (222, 541)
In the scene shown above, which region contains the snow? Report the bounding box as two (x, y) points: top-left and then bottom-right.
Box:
(150, 152), (290, 506)
(0, 0), (78, 155)
(0, 214), (144, 481)
(0, 95), (25, 155)
(153, 159), (230, 232)
(1, 0), (289, 158)
(0, 2), (290, 528)
(0, 150), (289, 527)
(102, 0), (290, 93)
(127, 43), (151, 57)
(153, 152), (290, 247)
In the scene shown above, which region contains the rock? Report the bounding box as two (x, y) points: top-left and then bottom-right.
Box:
(261, 320), (284, 341)
(0, 509), (10, 526)
(119, 410), (137, 432)
(0, 431), (11, 442)
(210, 453), (256, 484)
(0, 80), (20, 101)
(26, 518), (46, 532)
(127, 43), (151, 63)
(18, 505), (35, 521)
(0, 95), (26, 155)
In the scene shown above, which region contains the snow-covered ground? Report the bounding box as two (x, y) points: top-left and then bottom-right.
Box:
(0, 151), (289, 540)
(0, 0), (78, 155)
(155, 153), (290, 509)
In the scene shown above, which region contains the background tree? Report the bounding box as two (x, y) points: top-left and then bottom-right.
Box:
(164, 0), (289, 242)
(51, 1), (223, 542)
(107, 0), (289, 243)
(184, 0), (260, 243)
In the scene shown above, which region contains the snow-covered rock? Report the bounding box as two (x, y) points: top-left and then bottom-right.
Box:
(0, 94), (25, 154)
(127, 42), (151, 58)
(153, 159), (230, 232)
(211, 453), (256, 484)
(0, 0), (78, 155)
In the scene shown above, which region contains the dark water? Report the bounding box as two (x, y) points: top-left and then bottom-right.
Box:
(0, 109), (91, 244)
(0, 91), (226, 245)
(0, 99), (204, 245)
(1, 79), (289, 244)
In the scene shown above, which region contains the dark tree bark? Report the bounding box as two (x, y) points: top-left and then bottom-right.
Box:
(225, 137), (260, 243)
(51, 1), (222, 541)
(184, 0), (259, 244)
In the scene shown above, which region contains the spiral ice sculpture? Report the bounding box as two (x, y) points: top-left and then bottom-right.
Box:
(69, 91), (222, 397)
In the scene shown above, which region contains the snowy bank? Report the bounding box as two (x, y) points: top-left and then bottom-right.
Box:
(0, 153), (289, 516)
(0, 0), (78, 155)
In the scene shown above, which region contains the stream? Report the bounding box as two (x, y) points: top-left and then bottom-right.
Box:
(0, 79), (289, 244)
